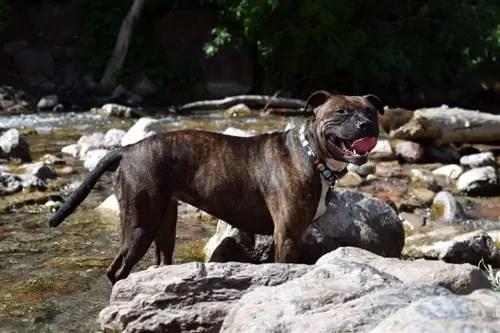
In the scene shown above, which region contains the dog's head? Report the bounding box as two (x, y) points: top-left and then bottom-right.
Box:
(304, 91), (383, 165)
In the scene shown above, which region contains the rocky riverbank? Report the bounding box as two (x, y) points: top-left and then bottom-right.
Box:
(1, 104), (500, 332)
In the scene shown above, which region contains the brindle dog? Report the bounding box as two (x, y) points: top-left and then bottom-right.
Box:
(48, 91), (383, 284)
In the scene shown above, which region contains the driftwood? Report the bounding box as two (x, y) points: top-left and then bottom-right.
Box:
(389, 105), (500, 144)
(173, 95), (308, 114)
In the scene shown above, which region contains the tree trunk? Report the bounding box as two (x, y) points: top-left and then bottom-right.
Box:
(389, 105), (500, 144)
(99, 0), (149, 92)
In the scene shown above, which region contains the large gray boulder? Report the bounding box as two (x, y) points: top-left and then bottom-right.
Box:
(98, 247), (493, 333)
(205, 188), (405, 264)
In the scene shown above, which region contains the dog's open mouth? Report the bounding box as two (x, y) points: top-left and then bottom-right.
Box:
(328, 135), (377, 157)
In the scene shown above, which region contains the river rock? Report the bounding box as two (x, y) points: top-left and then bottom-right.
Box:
(368, 139), (395, 161)
(205, 188), (405, 264)
(83, 148), (110, 171)
(0, 128), (32, 162)
(317, 247), (490, 294)
(95, 103), (138, 118)
(20, 162), (57, 181)
(431, 191), (465, 223)
(222, 127), (254, 137)
(424, 145), (461, 164)
(394, 140), (424, 163)
(225, 103), (252, 117)
(456, 166), (498, 196)
(60, 143), (79, 157)
(460, 151), (496, 168)
(410, 168), (439, 191)
(36, 94), (58, 111)
(99, 247), (492, 333)
(103, 128), (126, 149)
(121, 117), (166, 146)
(432, 164), (464, 180)
(337, 171), (363, 187)
(409, 230), (498, 265)
(370, 288), (500, 333)
(77, 132), (105, 160)
(347, 162), (376, 177)
(409, 187), (435, 205)
(205, 220), (273, 263)
(99, 262), (312, 333)
(0, 173), (46, 192)
(95, 194), (120, 217)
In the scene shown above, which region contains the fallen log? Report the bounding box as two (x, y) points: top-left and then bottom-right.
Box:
(389, 105), (500, 145)
(173, 95), (308, 113)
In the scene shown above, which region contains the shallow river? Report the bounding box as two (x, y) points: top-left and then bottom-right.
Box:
(0, 111), (300, 333)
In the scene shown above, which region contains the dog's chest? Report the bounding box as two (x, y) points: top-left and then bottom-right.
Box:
(313, 159), (347, 220)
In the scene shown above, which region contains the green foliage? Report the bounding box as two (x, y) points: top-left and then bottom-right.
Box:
(206, 0), (500, 95)
(0, 0), (12, 33)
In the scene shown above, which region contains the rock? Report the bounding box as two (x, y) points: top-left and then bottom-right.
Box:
(456, 166), (498, 196)
(432, 164), (464, 180)
(36, 94), (58, 111)
(410, 169), (439, 191)
(0, 129), (32, 162)
(0, 173), (23, 193)
(93, 103), (139, 118)
(121, 117), (166, 146)
(83, 149), (110, 171)
(413, 230), (498, 265)
(39, 154), (65, 166)
(368, 139), (395, 161)
(460, 151), (496, 168)
(54, 166), (75, 176)
(424, 145), (461, 164)
(409, 187), (435, 205)
(337, 171), (363, 187)
(77, 132), (105, 160)
(317, 247), (490, 294)
(95, 194), (120, 218)
(221, 252), (492, 333)
(103, 128), (126, 149)
(431, 191), (465, 223)
(347, 162), (376, 177)
(371, 288), (500, 333)
(205, 220), (273, 264)
(1, 172), (47, 191)
(206, 188), (405, 264)
(394, 140), (424, 163)
(225, 103), (252, 117)
(99, 262), (311, 333)
(60, 143), (79, 157)
(222, 127), (254, 137)
(20, 162), (57, 181)
(99, 247), (493, 333)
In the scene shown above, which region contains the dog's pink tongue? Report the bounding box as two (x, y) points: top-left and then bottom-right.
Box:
(351, 137), (377, 153)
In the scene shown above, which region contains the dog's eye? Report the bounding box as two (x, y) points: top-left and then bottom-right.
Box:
(336, 109), (348, 115)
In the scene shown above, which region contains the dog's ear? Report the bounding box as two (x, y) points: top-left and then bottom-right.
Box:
(363, 94), (384, 115)
(304, 90), (331, 113)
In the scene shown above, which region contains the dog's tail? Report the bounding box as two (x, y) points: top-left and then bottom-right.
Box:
(48, 148), (124, 227)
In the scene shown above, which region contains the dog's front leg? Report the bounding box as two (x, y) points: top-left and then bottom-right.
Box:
(268, 199), (313, 263)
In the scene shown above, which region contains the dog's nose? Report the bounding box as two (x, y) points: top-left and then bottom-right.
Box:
(357, 120), (370, 131)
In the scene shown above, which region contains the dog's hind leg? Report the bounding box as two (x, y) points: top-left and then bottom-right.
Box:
(154, 198), (178, 265)
(106, 190), (159, 284)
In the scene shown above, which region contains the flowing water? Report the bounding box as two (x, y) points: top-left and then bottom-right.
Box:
(0, 111), (301, 333)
